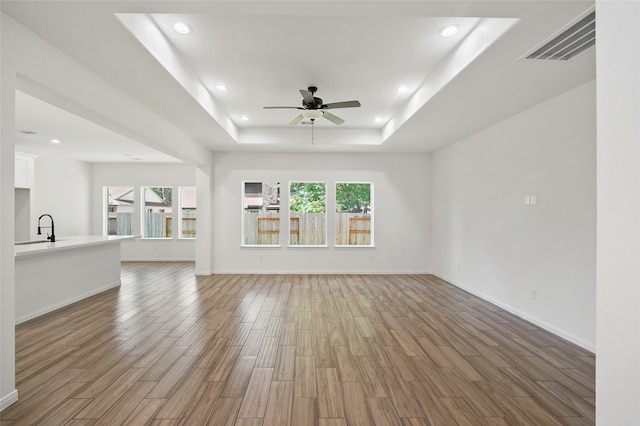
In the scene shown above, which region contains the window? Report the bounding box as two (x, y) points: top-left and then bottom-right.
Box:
(143, 186), (172, 238)
(105, 186), (134, 236)
(179, 186), (196, 239)
(289, 182), (326, 246)
(335, 182), (373, 246)
(242, 181), (281, 245)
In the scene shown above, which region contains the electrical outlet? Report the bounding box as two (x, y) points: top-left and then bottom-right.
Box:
(530, 288), (537, 300)
(258, 255), (263, 261)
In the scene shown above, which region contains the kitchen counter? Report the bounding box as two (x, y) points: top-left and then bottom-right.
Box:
(15, 235), (136, 258)
(15, 235), (137, 324)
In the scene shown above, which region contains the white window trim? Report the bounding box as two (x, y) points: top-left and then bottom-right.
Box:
(103, 186), (135, 237)
(241, 180), (282, 247)
(288, 180), (328, 247)
(178, 186), (196, 240)
(141, 186), (173, 239)
(334, 181), (374, 247)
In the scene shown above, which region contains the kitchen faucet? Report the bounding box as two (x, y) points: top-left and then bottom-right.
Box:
(37, 214), (55, 242)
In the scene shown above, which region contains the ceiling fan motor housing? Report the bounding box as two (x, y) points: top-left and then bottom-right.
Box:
(303, 97), (323, 109)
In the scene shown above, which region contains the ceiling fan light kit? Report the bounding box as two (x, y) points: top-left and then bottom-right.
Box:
(264, 86), (361, 126)
(302, 110), (323, 120)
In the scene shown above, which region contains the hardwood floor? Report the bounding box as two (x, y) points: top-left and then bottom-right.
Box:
(1, 262), (595, 425)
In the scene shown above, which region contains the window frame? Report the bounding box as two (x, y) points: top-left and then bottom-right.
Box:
(241, 181), (282, 247)
(141, 186), (173, 239)
(178, 186), (196, 240)
(334, 181), (374, 247)
(288, 180), (328, 247)
(103, 186), (135, 237)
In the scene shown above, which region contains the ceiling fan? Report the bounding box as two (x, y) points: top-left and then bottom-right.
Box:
(264, 86), (361, 125)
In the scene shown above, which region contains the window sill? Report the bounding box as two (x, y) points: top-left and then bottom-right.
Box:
(241, 244), (282, 248)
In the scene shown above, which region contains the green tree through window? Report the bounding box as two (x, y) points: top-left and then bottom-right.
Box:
(152, 187), (172, 204)
(289, 182), (326, 213)
(289, 182), (326, 245)
(335, 182), (372, 246)
(336, 183), (371, 213)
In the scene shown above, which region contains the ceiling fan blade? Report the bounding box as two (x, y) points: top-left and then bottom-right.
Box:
(300, 89), (316, 106)
(264, 106), (304, 110)
(289, 114), (304, 125)
(323, 100), (361, 110)
(322, 111), (344, 125)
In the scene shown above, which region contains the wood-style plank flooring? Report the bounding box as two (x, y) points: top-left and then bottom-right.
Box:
(2, 262), (595, 425)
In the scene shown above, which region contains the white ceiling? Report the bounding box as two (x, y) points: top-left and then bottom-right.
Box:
(14, 91), (180, 163)
(2, 1), (596, 163)
(146, 13), (481, 129)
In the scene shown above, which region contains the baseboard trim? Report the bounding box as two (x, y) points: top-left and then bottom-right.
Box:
(121, 258), (195, 262)
(16, 281), (121, 325)
(432, 272), (595, 353)
(0, 390), (18, 411)
(210, 269), (433, 275)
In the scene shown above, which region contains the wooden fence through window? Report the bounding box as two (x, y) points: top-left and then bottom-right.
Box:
(244, 211), (280, 245)
(107, 213), (133, 236)
(289, 213), (326, 245)
(144, 212), (171, 238)
(109, 213), (196, 238)
(244, 212), (370, 245)
(336, 213), (371, 245)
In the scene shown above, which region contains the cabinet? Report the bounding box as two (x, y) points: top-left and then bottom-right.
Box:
(15, 154), (35, 241)
(15, 154), (34, 188)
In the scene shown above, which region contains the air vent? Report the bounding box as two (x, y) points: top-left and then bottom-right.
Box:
(525, 10), (595, 61)
(17, 130), (38, 135)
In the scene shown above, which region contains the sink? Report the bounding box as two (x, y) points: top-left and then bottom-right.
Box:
(15, 239), (63, 245)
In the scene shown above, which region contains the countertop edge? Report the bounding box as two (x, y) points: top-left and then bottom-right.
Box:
(15, 235), (139, 259)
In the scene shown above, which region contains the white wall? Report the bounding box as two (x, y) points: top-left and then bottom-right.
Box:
(431, 80), (596, 351)
(596, 1), (640, 423)
(30, 154), (92, 240)
(0, 12), (19, 411)
(195, 163), (215, 275)
(213, 152), (431, 273)
(91, 163), (196, 261)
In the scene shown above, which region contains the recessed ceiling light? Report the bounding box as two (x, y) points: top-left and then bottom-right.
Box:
(374, 117), (384, 123)
(50, 139), (61, 144)
(215, 84), (227, 91)
(173, 22), (191, 34)
(439, 25), (459, 38)
(396, 86), (408, 93)
(240, 115), (249, 121)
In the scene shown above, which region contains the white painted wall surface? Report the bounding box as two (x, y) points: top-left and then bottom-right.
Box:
(431, 81), (596, 350)
(0, 12), (19, 411)
(195, 163), (215, 275)
(212, 152), (431, 274)
(30, 154), (92, 240)
(91, 163), (196, 261)
(596, 1), (640, 423)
